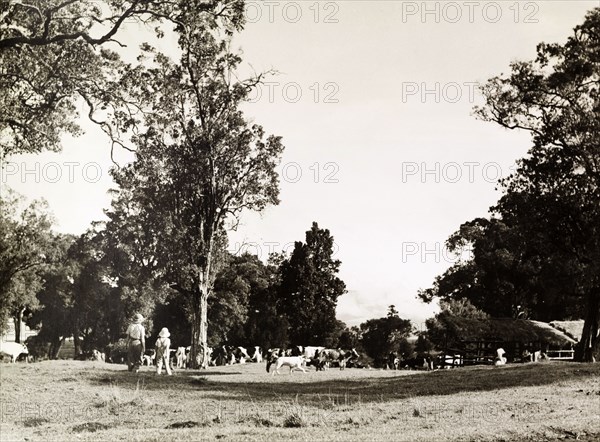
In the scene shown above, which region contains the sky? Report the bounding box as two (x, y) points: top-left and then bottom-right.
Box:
(2, 1), (598, 328)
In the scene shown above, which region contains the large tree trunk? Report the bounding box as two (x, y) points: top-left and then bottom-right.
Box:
(575, 290), (599, 362)
(50, 337), (65, 359)
(199, 289), (209, 369)
(190, 298), (202, 369)
(13, 307), (25, 343)
(73, 333), (81, 359)
(189, 287), (210, 369)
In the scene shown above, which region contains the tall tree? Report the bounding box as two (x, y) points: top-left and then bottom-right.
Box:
(108, 3), (283, 367)
(418, 217), (582, 322)
(420, 8), (600, 361)
(278, 222), (347, 346)
(243, 254), (288, 350)
(359, 305), (412, 362)
(28, 234), (76, 358)
(474, 7), (600, 361)
(424, 299), (489, 351)
(0, 189), (54, 337)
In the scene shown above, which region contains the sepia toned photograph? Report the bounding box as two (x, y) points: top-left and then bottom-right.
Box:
(1, 1), (599, 440)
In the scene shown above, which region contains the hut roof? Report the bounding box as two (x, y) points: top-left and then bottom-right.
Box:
(549, 320), (584, 342)
(440, 316), (576, 346)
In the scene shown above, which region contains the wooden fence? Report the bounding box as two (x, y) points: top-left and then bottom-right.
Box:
(545, 349), (574, 360)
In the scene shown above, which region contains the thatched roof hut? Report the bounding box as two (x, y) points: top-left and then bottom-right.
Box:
(549, 320), (584, 342)
(440, 317), (576, 346)
(434, 316), (576, 362)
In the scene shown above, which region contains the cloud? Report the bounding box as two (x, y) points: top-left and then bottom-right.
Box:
(337, 289), (439, 328)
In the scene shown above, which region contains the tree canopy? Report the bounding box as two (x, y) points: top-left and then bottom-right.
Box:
(278, 222), (347, 346)
(359, 305), (412, 362)
(0, 0), (245, 159)
(0, 189), (55, 337)
(420, 8), (600, 361)
(104, 3), (283, 367)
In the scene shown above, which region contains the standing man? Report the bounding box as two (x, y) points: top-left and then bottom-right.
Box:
(126, 313), (146, 373)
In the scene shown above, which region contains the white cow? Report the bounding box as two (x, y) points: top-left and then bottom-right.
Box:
(92, 349), (106, 362)
(270, 356), (307, 375)
(303, 346), (325, 359)
(236, 346), (251, 364)
(176, 347), (187, 368)
(0, 342), (29, 363)
(252, 346), (263, 363)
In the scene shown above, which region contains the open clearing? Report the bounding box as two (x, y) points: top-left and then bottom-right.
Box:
(1, 360), (599, 441)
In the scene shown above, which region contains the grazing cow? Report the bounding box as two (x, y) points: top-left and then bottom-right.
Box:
(313, 349), (335, 370)
(315, 348), (359, 371)
(289, 346), (303, 356)
(303, 346), (324, 359)
(168, 348), (178, 367)
(92, 349), (106, 362)
(387, 353), (400, 370)
(248, 346), (263, 363)
(142, 349), (155, 366)
(270, 356), (307, 375)
(233, 346), (251, 364)
(338, 349), (360, 370)
(228, 350), (236, 365)
(175, 347), (187, 368)
(211, 346), (226, 366)
(0, 342), (29, 363)
(265, 348), (284, 373)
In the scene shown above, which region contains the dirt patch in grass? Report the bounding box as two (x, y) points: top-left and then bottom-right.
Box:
(71, 422), (110, 433)
(59, 376), (79, 382)
(165, 420), (208, 429)
(189, 376), (209, 387)
(23, 417), (50, 427)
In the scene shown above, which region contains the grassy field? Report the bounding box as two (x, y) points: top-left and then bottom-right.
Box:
(1, 360), (599, 441)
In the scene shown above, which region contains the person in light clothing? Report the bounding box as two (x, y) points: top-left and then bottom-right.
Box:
(155, 327), (173, 375)
(126, 313), (146, 372)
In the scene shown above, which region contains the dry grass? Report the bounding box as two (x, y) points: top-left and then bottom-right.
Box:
(1, 360), (599, 441)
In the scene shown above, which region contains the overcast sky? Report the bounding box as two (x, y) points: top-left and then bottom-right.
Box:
(2, 1), (597, 328)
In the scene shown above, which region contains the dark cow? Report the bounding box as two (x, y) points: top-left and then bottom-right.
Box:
(265, 348), (283, 373)
(247, 346), (263, 363)
(289, 346), (303, 357)
(232, 346), (251, 363)
(303, 346), (324, 359)
(387, 352), (400, 370)
(211, 346), (229, 366)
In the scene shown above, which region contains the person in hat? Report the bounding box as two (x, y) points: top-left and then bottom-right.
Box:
(155, 327), (172, 375)
(126, 313), (146, 372)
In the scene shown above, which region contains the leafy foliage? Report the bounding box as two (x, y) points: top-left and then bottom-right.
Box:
(360, 305), (412, 361)
(0, 189), (54, 336)
(278, 222), (347, 346)
(104, 4), (283, 366)
(420, 8), (600, 361)
(0, 0), (238, 159)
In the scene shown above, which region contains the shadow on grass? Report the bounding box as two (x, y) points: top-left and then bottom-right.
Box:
(87, 362), (600, 408)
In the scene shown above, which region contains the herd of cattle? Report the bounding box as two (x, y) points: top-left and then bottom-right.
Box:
(106, 343), (453, 372)
(138, 345), (362, 374)
(1, 340), (466, 372)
